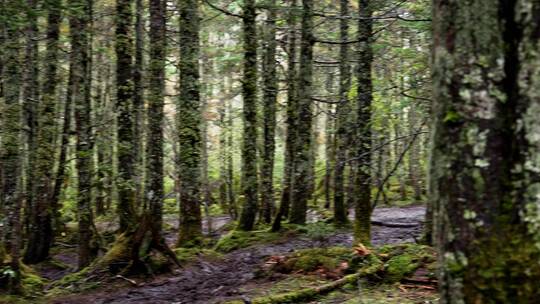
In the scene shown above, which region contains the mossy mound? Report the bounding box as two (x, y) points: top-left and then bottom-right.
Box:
(0, 261), (47, 300)
(377, 243), (436, 282)
(174, 248), (223, 264)
(274, 247), (353, 274)
(215, 230), (282, 253)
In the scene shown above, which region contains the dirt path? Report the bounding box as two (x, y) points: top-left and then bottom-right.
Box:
(49, 206), (425, 304)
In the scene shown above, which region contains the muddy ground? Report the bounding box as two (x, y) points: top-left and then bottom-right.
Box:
(48, 205), (425, 304)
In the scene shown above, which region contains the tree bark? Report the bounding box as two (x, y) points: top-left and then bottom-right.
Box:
(70, 0), (95, 268)
(333, 0), (351, 225)
(115, 0), (137, 232)
(431, 0), (540, 302)
(261, 0), (278, 224)
(353, 0), (373, 245)
(273, 0), (298, 231)
(0, 0), (23, 290)
(289, 0), (314, 225)
(238, 0), (259, 231)
(177, 0), (203, 245)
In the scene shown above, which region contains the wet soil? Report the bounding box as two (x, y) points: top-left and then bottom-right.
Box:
(48, 206), (425, 304)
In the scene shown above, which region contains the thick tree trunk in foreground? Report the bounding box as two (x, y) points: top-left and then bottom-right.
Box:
(353, 0), (373, 245)
(261, 0), (278, 224)
(289, 0), (314, 225)
(177, 0), (203, 245)
(431, 0), (540, 302)
(116, 0), (137, 232)
(238, 0), (259, 231)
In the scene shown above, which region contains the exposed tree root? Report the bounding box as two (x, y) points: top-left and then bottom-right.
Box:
(90, 213), (180, 276)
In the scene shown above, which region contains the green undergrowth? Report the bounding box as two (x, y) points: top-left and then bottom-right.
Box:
(215, 222), (342, 253)
(0, 262), (47, 303)
(215, 230), (283, 253)
(174, 247), (223, 264)
(46, 266), (95, 297)
(226, 243), (436, 304)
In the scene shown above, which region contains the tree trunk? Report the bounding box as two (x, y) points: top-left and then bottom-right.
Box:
(70, 0), (95, 268)
(261, 0), (278, 224)
(333, 0), (351, 225)
(177, 0), (203, 245)
(23, 0), (61, 264)
(115, 0), (137, 232)
(133, 0), (145, 210)
(353, 0), (373, 245)
(0, 1), (23, 290)
(238, 0), (259, 231)
(431, 0), (540, 302)
(273, 0), (298, 231)
(145, 0), (166, 235)
(289, 0), (314, 225)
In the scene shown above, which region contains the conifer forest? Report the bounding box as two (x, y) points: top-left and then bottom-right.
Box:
(2, 0), (540, 303)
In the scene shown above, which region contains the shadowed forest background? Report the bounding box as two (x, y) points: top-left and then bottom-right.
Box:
(2, 0), (540, 303)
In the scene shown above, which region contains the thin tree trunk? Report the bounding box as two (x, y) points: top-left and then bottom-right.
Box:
(289, 0), (314, 225)
(353, 0), (373, 245)
(115, 0), (137, 232)
(133, 0), (145, 210)
(24, 0), (61, 264)
(70, 0), (95, 268)
(273, 0), (298, 231)
(238, 0), (259, 231)
(1, 0), (23, 290)
(333, 0), (351, 225)
(177, 0), (203, 245)
(261, 0), (278, 224)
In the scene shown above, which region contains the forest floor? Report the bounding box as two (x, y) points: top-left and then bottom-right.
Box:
(6, 205), (436, 304)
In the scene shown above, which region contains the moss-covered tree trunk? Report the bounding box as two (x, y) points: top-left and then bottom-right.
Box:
(431, 0), (540, 302)
(23, 0), (61, 264)
(0, 0), (23, 291)
(145, 0), (166, 237)
(23, 0), (52, 264)
(261, 0), (278, 224)
(177, 0), (203, 245)
(238, 0), (259, 231)
(333, 0), (351, 225)
(273, 0), (298, 231)
(70, 0), (95, 268)
(116, 0), (137, 232)
(288, 0), (314, 225)
(133, 0), (145, 208)
(353, 0), (373, 245)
